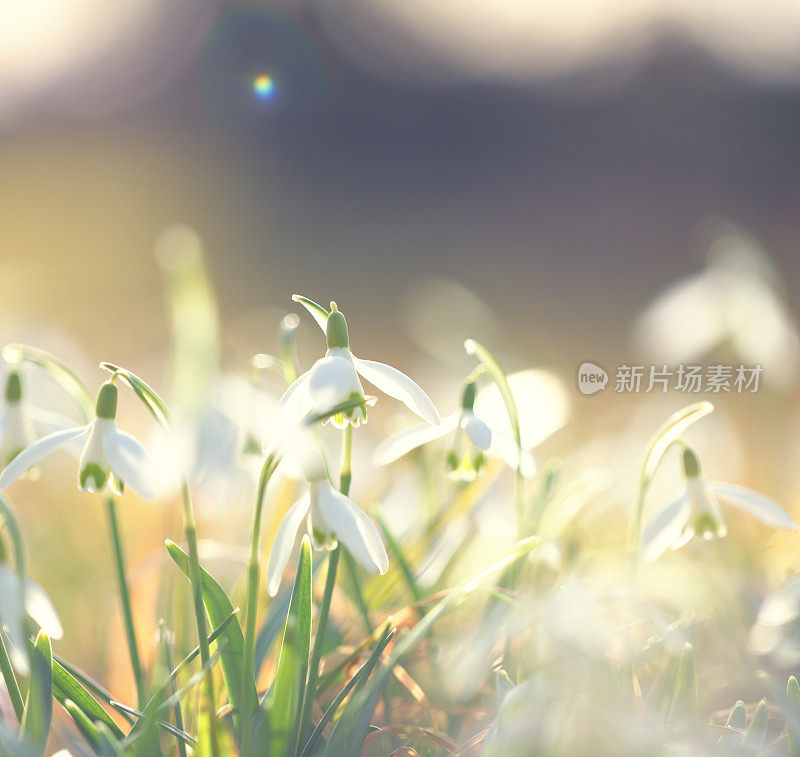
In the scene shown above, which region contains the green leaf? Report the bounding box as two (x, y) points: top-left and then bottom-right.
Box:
(342, 537), (539, 753)
(669, 642), (698, 728)
(2, 344), (93, 421)
(745, 698), (768, 750)
(306, 623), (394, 757)
(788, 677), (800, 757)
(99, 364), (173, 428)
(717, 699), (746, 747)
(21, 631), (53, 757)
(52, 658), (125, 740)
(291, 295), (330, 333)
(259, 535), (313, 757)
(155, 225), (220, 418)
(165, 540), (255, 731)
(111, 701), (197, 748)
(63, 699), (121, 757)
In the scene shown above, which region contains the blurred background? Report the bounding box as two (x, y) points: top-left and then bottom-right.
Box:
(2, 0), (800, 369)
(3, 0), (800, 739)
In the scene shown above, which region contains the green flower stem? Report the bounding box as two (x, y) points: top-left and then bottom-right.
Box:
(0, 633), (23, 722)
(104, 495), (146, 708)
(298, 424), (352, 748)
(180, 482), (220, 757)
(239, 455), (279, 755)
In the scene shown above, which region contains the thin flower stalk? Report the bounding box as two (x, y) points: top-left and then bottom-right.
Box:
(298, 424), (352, 747)
(104, 493), (146, 707)
(239, 452), (280, 754)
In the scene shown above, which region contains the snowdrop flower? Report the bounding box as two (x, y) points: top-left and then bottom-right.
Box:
(642, 447), (797, 562)
(0, 369), (75, 467)
(0, 381), (155, 499)
(279, 301), (440, 430)
(373, 379), (536, 480)
(0, 563), (62, 675)
(635, 231), (799, 391)
(266, 468), (389, 596)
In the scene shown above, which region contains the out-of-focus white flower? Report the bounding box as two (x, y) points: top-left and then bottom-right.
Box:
(266, 470), (389, 596)
(279, 301), (440, 429)
(0, 382), (155, 499)
(750, 574), (800, 667)
(0, 563), (62, 675)
(373, 378), (536, 480)
(0, 369), (76, 467)
(642, 447), (797, 562)
(635, 231), (800, 391)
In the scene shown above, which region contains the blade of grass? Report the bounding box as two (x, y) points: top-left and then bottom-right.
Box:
(21, 631), (53, 757)
(165, 541), (253, 731)
(257, 536), (313, 757)
(52, 658), (125, 739)
(111, 701), (197, 748)
(300, 623), (395, 757)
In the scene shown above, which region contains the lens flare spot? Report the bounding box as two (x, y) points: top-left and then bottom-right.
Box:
(252, 73), (275, 101)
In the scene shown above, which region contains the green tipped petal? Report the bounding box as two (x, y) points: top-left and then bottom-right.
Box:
(80, 462), (109, 492)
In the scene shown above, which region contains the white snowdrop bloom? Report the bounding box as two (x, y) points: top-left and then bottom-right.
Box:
(266, 471), (389, 596)
(642, 447), (797, 562)
(0, 369), (77, 468)
(635, 233), (800, 391)
(0, 563), (62, 675)
(0, 381), (156, 500)
(279, 302), (440, 430)
(373, 379), (536, 480)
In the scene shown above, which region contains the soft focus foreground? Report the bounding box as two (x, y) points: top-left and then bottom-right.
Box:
(0, 225), (798, 756)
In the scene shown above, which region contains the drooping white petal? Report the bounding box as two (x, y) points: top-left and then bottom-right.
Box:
(460, 411), (492, 451)
(641, 490), (692, 563)
(102, 425), (156, 500)
(487, 428), (537, 478)
(274, 370), (313, 431)
(0, 425), (89, 490)
(28, 407), (82, 435)
(24, 578), (63, 640)
(266, 492), (311, 596)
(711, 482), (798, 530)
(352, 356), (440, 425)
(372, 415), (457, 466)
(686, 477), (727, 540)
(308, 355), (364, 413)
(0, 404), (35, 465)
(313, 482), (389, 574)
(0, 565), (27, 675)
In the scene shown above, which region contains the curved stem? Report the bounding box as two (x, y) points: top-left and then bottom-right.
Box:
(297, 425), (352, 749)
(239, 455), (279, 755)
(104, 495), (146, 707)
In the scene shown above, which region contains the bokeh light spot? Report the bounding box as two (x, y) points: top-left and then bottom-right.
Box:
(252, 73), (275, 101)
